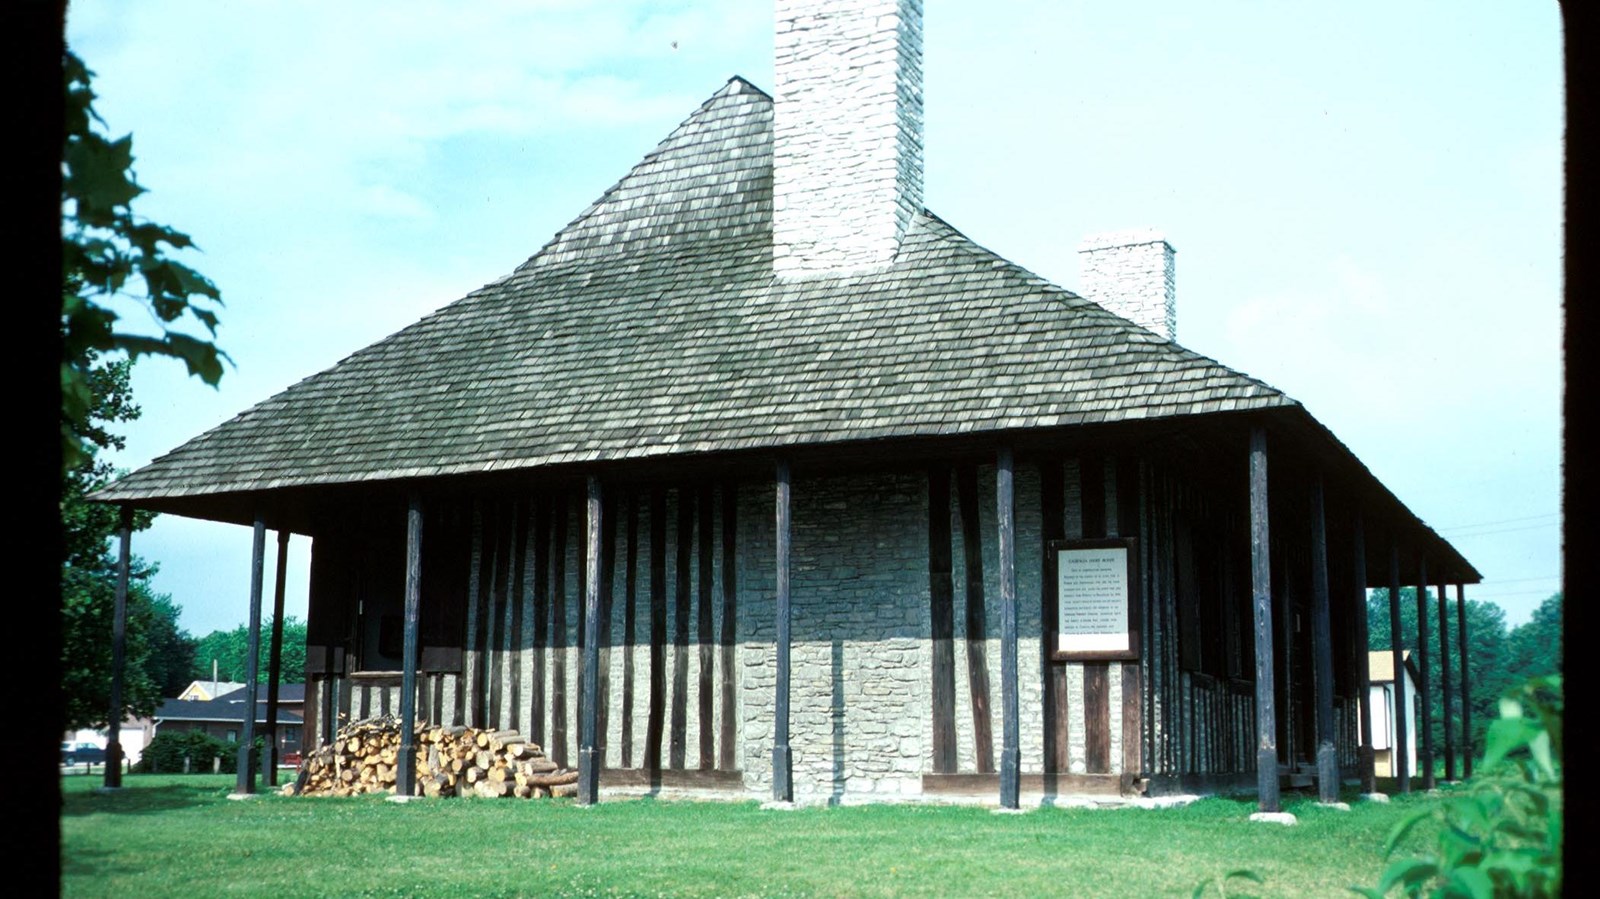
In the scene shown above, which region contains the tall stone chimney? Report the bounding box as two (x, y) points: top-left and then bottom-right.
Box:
(772, 0), (924, 277)
(1077, 230), (1177, 341)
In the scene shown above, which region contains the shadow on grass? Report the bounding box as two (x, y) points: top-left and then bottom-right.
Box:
(61, 776), (238, 817)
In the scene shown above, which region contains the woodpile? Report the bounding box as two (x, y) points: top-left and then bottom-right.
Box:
(285, 716), (579, 799)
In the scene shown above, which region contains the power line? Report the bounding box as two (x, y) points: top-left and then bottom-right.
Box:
(1437, 512), (1559, 533)
(1477, 575), (1561, 585)
(1466, 588), (1562, 599)
(1442, 522), (1560, 539)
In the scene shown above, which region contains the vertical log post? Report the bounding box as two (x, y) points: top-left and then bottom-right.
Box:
(397, 493), (424, 797)
(1352, 513), (1376, 794)
(928, 467), (957, 774)
(1457, 583), (1472, 779)
(1309, 476), (1338, 803)
(265, 530), (289, 786)
(236, 512), (267, 794)
(997, 447), (1020, 810)
(719, 481), (739, 771)
(1388, 543), (1409, 793)
(622, 491), (638, 768)
(697, 485), (715, 771)
(773, 461), (793, 802)
(104, 506), (133, 789)
(1437, 576), (1455, 781)
(1415, 557), (1434, 789)
(646, 489), (667, 776)
(1248, 427), (1279, 812)
(578, 477), (603, 805)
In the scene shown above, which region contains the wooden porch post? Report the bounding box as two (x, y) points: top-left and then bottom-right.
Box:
(1248, 427), (1279, 812)
(1309, 476), (1338, 803)
(1415, 557), (1435, 789)
(1387, 543), (1409, 793)
(1436, 575), (1455, 781)
(265, 530), (289, 787)
(997, 447), (1020, 809)
(236, 512), (267, 794)
(578, 477), (603, 805)
(104, 505), (133, 789)
(1351, 513), (1375, 794)
(396, 493), (424, 797)
(1457, 583), (1472, 779)
(773, 460), (793, 802)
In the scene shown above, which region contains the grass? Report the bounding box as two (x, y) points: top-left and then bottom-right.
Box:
(61, 776), (1446, 898)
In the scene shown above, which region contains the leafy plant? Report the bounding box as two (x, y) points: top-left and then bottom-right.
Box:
(1192, 869), (1264, 898)
(62, 49), (229, 471)
(1352, 674), (1562, 898)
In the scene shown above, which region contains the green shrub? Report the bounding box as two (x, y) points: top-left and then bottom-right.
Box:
(1353, 674), (1562, 898)
(137, 730), (228, 774)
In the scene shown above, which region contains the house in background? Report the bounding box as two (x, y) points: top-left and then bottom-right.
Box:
(176, 679), (246, 702)
(1364, 650), (1420, 780)
(152, 684), (305, 762)
(96, 0), (1479, 809)
(62, 715), (151, 766)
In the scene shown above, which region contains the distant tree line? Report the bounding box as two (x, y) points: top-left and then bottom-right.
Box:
(1367, 588), (1562, 761)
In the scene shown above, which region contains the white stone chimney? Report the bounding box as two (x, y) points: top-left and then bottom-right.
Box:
(772, 0), (924, 277)
(1077, 230), (1177, 341)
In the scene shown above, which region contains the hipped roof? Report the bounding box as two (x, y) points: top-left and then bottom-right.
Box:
(95, 78), (1475, 582)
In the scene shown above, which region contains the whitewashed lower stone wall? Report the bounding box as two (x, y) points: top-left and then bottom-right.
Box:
(739, 469), (929, 802)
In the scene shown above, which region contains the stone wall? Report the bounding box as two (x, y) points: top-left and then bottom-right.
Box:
(738, 469), (930, 802)
(1077, 230), (1177, 341)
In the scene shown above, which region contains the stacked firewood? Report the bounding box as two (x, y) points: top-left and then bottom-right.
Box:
(286, 716), (579, 799)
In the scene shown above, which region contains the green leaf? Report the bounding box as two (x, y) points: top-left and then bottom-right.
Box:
(1224, 870), (1264, 885)
(1482, 719), (1537, 771)
(1526, 730), (1554, 780)
(1378, 858), (1438, 894)
(1443, 867), (1493, 899)
(1345, 888), (1386, 899)
(1384, 809), (1434, 857)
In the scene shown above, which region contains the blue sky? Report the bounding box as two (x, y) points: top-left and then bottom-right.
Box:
(66, 1), (1563, 637)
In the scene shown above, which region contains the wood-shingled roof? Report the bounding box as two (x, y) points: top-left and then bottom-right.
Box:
(97, 77), (1298, 504)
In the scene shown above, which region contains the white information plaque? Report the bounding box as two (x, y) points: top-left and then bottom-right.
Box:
(1055, 542), (1136, 658)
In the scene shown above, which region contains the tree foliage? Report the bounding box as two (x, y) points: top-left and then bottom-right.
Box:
(193, 617), (309, 685)
(60, 356), (198, 730)
(1368, 589), (1562, 763)
(61, 49), (228, 471)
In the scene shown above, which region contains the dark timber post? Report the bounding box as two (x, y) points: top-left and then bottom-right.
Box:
(265, 530), (289, 786)
(105, 506), (133, 789)
(397, 493), (424, 797)
(773, 460), (793, 802)
(997, 447), (1020, 810)
(1457, 583), (1472, 778)
(1437, 576), (1455, 781)
(1415, 557), (1434, 789)
(578, 477), (603, 805)
(236, 512), (267, 794)
(1248, 427), (1279, 812)
(1388, 543), (1409, 793)
(1352, 513), (1375, 794)
(1309, 476), (1338, 803)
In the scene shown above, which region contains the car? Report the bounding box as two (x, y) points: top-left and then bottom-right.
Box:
(61, 742), (107, 766)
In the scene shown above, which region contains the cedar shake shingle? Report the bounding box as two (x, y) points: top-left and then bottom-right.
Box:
(97, 78), (1293, 503)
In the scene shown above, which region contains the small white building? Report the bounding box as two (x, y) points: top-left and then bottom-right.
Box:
(1363, 650), (1420, 779)
(62, 715), (153, 766)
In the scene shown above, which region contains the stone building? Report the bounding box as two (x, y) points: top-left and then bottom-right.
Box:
(97, 0), (1477, 808)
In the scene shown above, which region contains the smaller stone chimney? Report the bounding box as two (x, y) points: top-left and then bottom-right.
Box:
(1077, 230), (1177, 341)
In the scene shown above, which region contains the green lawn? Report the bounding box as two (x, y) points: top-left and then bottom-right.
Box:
(61, 775), (1442, 898)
